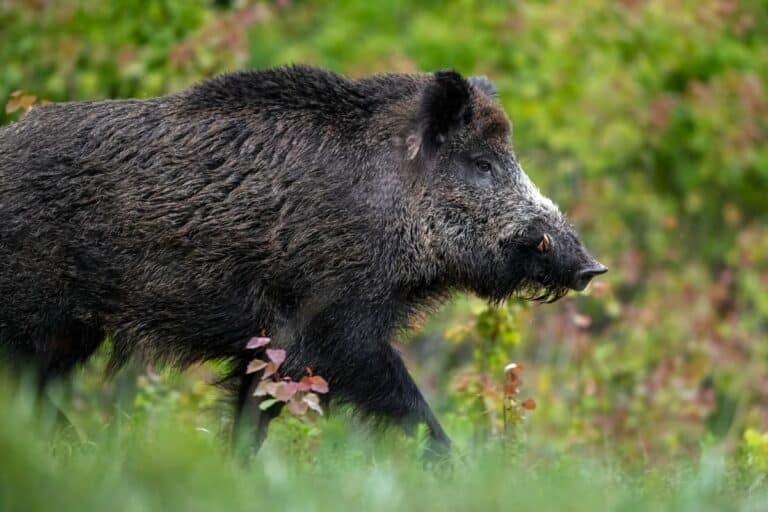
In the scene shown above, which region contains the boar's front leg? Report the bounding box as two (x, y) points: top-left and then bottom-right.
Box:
(287, 300), (452, 460)
(231, 368), (283, 462)
(344, 342), (452, 460)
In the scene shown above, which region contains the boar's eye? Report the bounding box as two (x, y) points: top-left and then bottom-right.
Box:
(475, 159), (493, 175)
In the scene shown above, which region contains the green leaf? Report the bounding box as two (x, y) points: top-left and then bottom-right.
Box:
(259, 398), (279, 411)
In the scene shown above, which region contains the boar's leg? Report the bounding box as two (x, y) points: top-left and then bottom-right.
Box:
(4, 320), (104, 436)
(229, 299), (451, 461)
(36, 322), (105, 383)
(40, 323), (104, 435)
(341, 342), (452, 460)
(286, 300), (452, 460)
(231, 369), (283, 461)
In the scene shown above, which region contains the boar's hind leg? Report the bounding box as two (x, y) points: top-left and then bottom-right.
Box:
(35, 322), (105, 385)
(32, 321), (105, 430)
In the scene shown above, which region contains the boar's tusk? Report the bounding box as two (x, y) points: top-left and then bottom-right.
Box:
(537, 233), (551, 253)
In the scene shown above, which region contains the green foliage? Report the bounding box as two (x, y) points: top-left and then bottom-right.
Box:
(743, 429), (768, 467)
(2, 376), (768, 512)
(1, 0), (768, 505)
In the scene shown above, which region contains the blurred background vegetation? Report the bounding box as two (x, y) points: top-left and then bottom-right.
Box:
(1, 0), (767, 509)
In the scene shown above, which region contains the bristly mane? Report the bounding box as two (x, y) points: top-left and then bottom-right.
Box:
(179, 64), (424, 118)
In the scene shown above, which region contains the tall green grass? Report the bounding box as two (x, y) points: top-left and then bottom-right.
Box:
(1, 375), (765, 512)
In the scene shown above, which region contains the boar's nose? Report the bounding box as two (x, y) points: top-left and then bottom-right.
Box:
(572, 263), (608, 291)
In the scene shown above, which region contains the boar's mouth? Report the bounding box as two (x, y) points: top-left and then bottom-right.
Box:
(482, 269), (570, 305)
(485, 235), (606, 304)
(490, 240), (571, 304)
(509, 262), (607, 303)
(514, 277), (570, 304)
(509, 259), (607, 303)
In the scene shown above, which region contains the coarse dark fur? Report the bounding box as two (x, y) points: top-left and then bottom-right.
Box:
(0, 65), (606, 459)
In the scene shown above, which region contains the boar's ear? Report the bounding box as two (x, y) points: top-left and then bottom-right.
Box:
(468, 76), (499, 100)
(407, 70), (472, 160)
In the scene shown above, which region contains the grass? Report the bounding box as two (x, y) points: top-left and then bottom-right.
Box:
(1, 374), (766, 512)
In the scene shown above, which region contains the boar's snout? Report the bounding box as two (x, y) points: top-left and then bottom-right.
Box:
(571, 261), (608, 291)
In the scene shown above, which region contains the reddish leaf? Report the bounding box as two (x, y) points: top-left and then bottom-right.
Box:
(308, 375), (329, 394)
(572, 314), (592, 329)
(273, 381), (299, 401)
(521, 399), (537, 410)
(504, 362), (524, 375)
(253, 380), (277, 397)
(246, 359), (268, 374)
(262, 361), (278, 379)
(246, 336), (271, 349)
(296, 376), (313, 392)
(266, 348), (286, 366)
(504, 383), (519, 395)
(303, 392), (323, 415)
